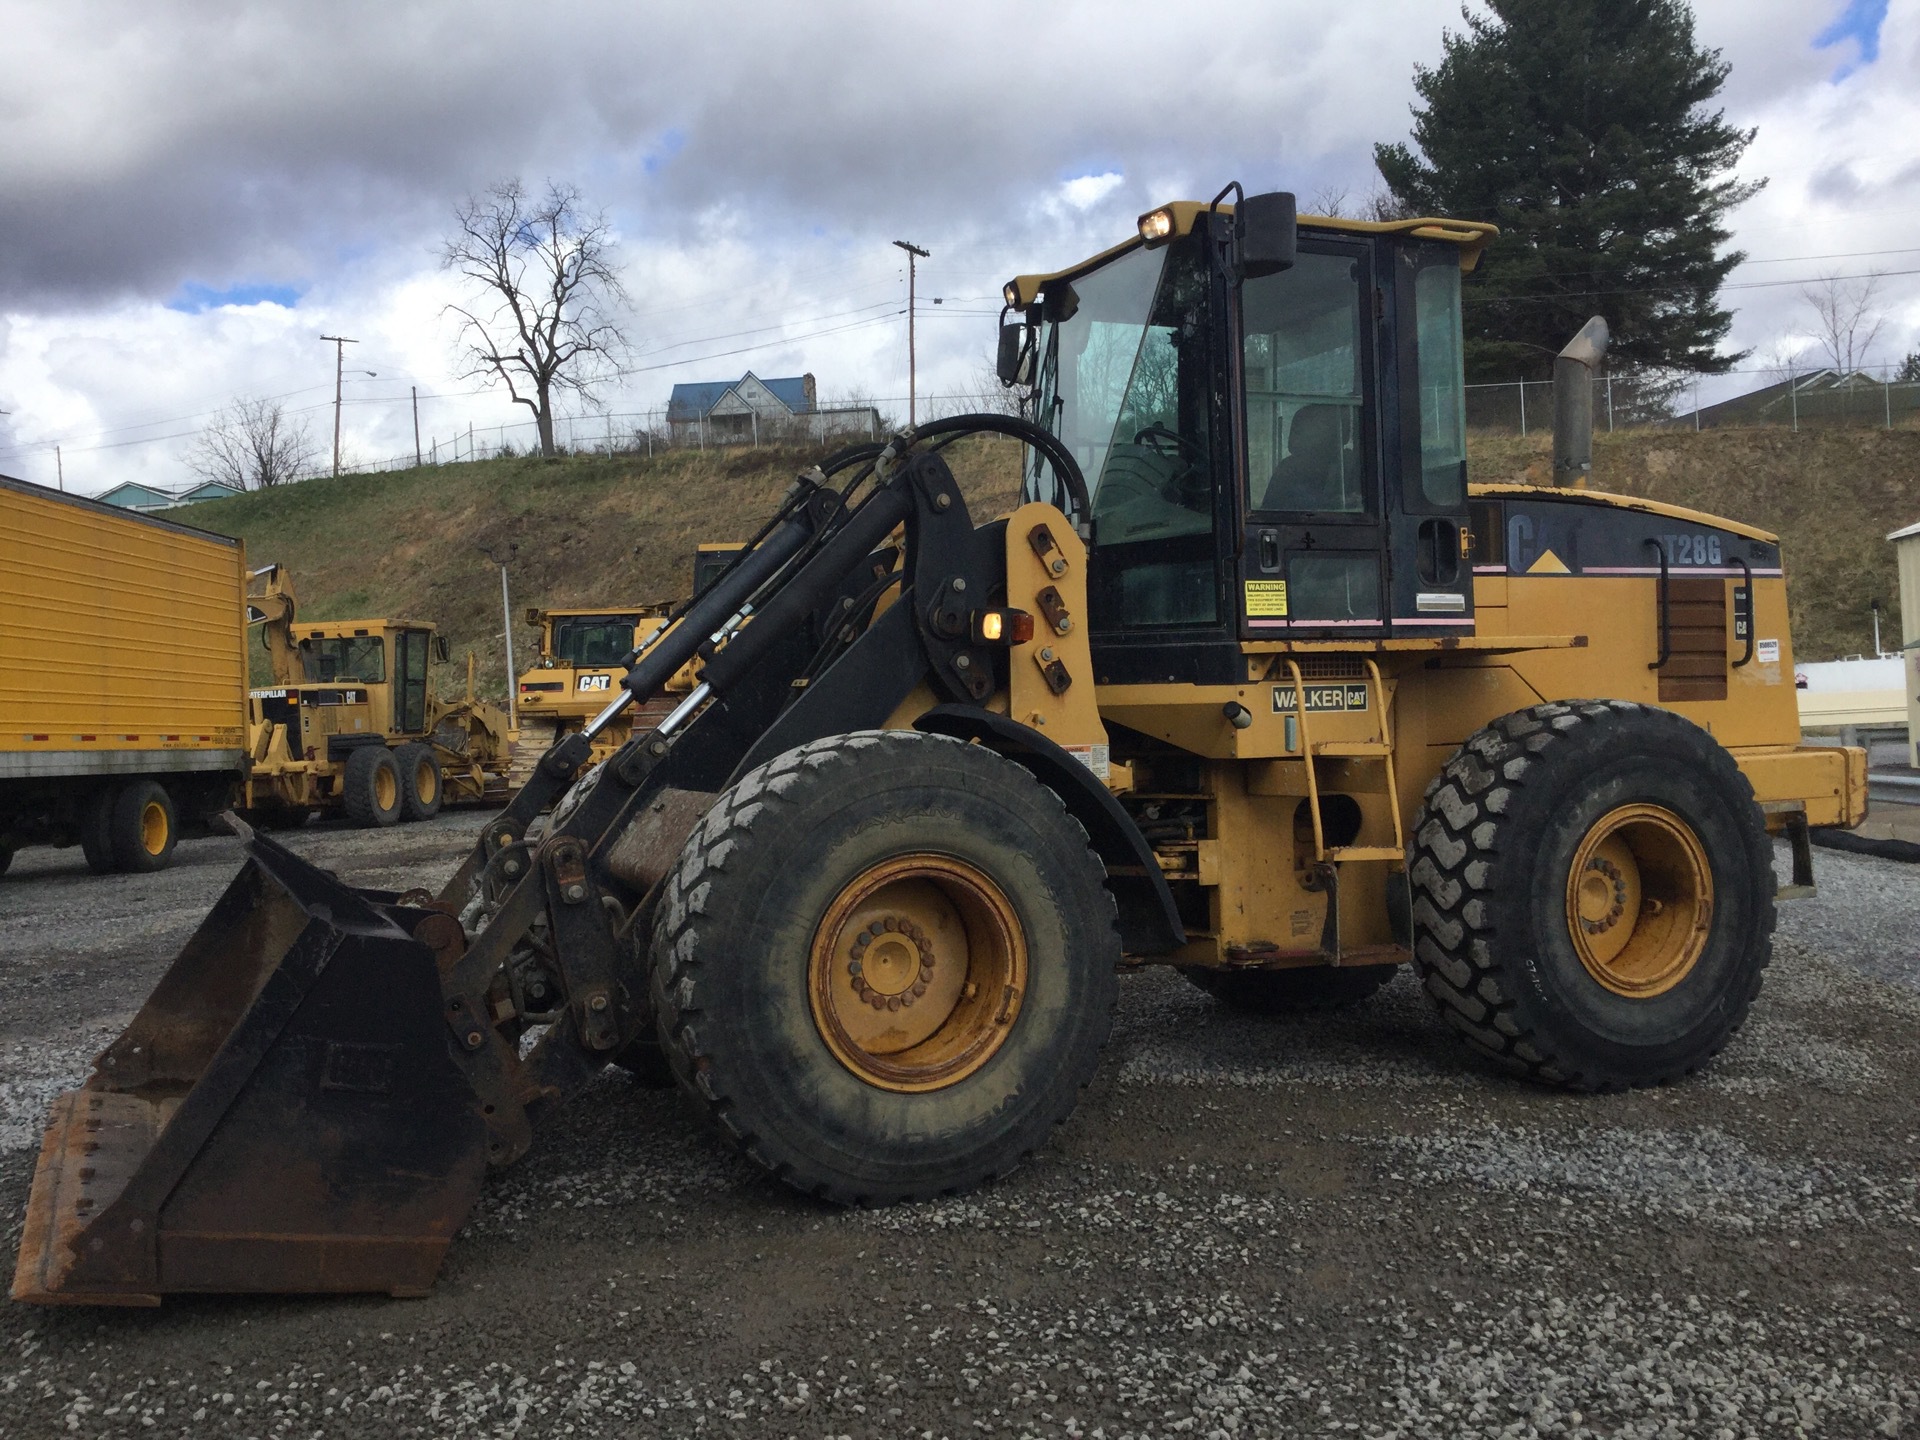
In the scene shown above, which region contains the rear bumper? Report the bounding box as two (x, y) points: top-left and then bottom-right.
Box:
(1733, 744), (1868, 830)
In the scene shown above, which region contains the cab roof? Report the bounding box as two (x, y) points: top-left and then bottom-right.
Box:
(1003, 202), (1498, 308)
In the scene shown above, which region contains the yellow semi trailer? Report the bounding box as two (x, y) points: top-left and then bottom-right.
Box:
(0, 475), (248, 874)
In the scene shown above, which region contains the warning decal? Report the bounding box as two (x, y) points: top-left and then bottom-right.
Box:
(1244, 580), (1289, 618)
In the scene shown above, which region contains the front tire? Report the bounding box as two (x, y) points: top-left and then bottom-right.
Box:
(651, 730), (1120, 1204)
(1409, 701), (1773, 1091)
(342, 746), (403, 828)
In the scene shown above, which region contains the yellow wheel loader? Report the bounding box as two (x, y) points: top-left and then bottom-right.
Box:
(243, 567), (513, 826)
(13, 189), (1864, 1305)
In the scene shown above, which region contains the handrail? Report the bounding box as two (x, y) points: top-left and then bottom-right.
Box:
(1361, 658), (1405, 857)
(1284, 659), (1326, 862)
(1731, 556), (1755, 668)
(1644, 538), (1670, 671)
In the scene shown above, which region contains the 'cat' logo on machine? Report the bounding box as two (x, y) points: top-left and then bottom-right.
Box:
(1271, 683), (1369, 713)
(577, 674), (612, 692)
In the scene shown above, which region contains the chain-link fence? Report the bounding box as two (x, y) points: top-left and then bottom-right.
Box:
(1466, 362), (1920, 436)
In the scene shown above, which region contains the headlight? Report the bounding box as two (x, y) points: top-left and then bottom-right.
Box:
(1003, 281), (1020, 307)
(1138, 207), (1175, 244)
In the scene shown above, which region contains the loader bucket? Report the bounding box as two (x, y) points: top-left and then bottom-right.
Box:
(12, 828), (489, 1305)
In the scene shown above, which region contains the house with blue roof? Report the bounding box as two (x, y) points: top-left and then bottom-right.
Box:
(94, 478), (245, 513)
(665, 372), (879, 446)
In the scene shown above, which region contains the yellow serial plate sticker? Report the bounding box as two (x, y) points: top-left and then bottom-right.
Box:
(1244, 580), (1289, 617)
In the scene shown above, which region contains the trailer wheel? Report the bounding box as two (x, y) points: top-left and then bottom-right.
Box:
(396, 744), (443, 821)
(1409, 701), (1773, 1091)
(108, 781), (178, 873)
(342, 746), (403, 828)
(1181, 964), (1397, 1014)
(79, 788), (118, 874)
(651, 730), (1119, 1205)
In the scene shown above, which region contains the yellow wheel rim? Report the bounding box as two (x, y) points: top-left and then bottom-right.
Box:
(808, 853), (1027, 1093)
(414, 757), (438, 806)
(1566, 803), (1713, 998)
(139, 801), (169, 856)
(374, 763), (398, 812)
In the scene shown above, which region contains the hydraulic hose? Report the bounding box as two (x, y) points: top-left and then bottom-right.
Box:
(897, 413), (1090, 525)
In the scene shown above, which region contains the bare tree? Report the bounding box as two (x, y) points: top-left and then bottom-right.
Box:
(441, 179), (629, 459)
(188, 397), (318, 490)
(1801, 271), (1885, 375)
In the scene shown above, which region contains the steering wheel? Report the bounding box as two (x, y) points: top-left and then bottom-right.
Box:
(1133, 422), (1202, 460)
(1129, 422), (1207, 507)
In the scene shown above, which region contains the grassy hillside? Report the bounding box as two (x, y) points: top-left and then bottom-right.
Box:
(187, 439), (1023, 698)
(181, 425), (1915, 698)
(1472, 426), (1918, 662)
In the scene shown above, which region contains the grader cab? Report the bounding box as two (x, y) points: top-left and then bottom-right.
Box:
(14, 189), (1864, 1304)
(244, 567), (512, 827)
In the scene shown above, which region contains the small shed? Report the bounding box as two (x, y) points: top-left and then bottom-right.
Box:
(1892, 518), (1920, 766)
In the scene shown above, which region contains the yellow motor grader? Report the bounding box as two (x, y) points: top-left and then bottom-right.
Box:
(243, 566), (513, 826)
(14, 189), (1863, 1304)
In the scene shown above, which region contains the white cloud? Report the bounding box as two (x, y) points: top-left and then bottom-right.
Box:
(1, 0), (1916, 489)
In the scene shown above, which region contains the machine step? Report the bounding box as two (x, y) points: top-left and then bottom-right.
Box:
(1313, 741), (1393, 758)
(1324, 845), (1406, 863)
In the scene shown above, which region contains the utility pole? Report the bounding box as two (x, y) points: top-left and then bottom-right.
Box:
(411, 387), (422, 468)
(55, 445), (64, 491)
(893, 240), (929, 425)
(320, 335), (357, 477)
(500, 565), (517, 728)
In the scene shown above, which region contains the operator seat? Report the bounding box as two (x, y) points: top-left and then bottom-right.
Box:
(1262, 404), (1357, 513)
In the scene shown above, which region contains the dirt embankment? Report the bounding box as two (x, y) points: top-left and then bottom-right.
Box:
(180, 423), (1911, 696)
(186, 438), (1024, 697)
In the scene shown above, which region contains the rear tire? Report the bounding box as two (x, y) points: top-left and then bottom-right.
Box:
(1182, 964), (1397, 1014)
(109, 780), (177, 873)
(0, 840), (14, 877)
(342, 746), (403, 828)
(396, 743), (443, 821)
(79, 787), (118, 874)
(651, 730), (1120, 1204)
(1409, 700), (1773, 1091)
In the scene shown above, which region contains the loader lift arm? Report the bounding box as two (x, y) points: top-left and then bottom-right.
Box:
(12, 415), (1163, 1305)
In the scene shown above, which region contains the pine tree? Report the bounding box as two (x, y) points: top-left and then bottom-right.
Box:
(1375, 0), (1761, 382)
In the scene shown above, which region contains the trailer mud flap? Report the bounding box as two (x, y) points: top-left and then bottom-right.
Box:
(11, 829), (488, 1305)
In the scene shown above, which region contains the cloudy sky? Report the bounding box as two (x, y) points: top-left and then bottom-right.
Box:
(0, 0), (1909, 497)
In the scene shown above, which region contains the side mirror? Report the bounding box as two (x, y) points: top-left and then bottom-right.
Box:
(996, 322), (1035, 387)
(434, 635), (450, 663)
(1237, 191), (1297, 279)
(524, 606), (542, 626)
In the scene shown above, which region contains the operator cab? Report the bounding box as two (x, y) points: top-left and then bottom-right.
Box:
(1003, 195), (1495, 684)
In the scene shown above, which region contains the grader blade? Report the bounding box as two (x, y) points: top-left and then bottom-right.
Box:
(11, 827), (488, 1305)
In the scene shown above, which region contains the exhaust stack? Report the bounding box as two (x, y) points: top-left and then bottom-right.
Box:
(1552, 316), (1610, 487)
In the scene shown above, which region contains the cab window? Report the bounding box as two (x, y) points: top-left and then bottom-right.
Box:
(552, 617), (636, 667)
(300, 635), (385, 684)
(1408, 258), (1468, 510)
(1243, 252), (1369, 515)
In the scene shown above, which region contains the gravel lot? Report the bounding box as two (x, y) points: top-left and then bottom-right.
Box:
(0, 817), (1915, 1439)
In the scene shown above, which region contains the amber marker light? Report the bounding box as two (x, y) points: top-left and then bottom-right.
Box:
(1138, 207), (1175, 244)
(972, 609), (1035, 645)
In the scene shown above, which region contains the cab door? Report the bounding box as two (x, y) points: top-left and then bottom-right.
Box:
(1235, 241), (1386, 637)
(396, 630), (430, 734)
